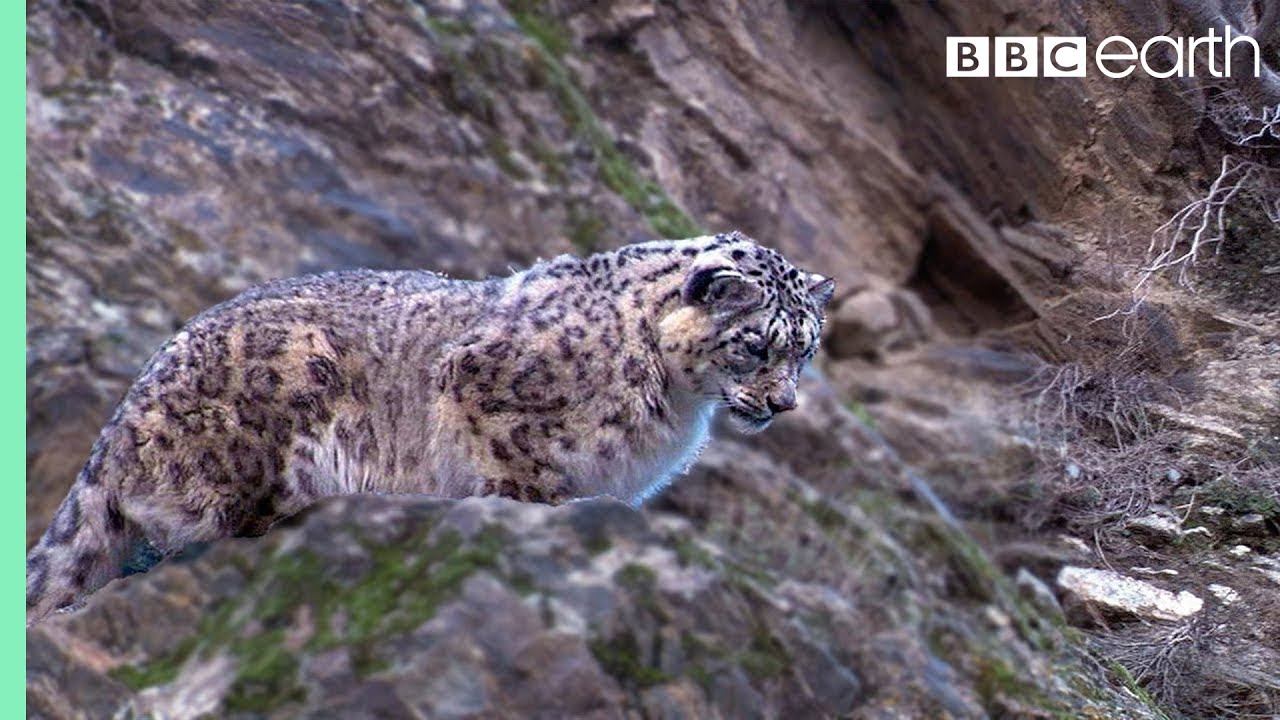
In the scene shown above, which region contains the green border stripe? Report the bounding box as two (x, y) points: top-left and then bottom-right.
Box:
(8, 0), (27, 712)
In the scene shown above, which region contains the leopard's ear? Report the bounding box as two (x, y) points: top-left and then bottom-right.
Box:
(682, 255), (762, 312)
(806, 273), (835, 307)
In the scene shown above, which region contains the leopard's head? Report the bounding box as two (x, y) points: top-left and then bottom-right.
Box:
(659, 234), (834, 433)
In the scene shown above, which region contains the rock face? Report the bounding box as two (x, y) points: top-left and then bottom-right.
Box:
(34, 0), (1247, 537)
(27, 0), (1280, 718)
(29, 486), (1155, 719)
(26, 369), (1167, 719)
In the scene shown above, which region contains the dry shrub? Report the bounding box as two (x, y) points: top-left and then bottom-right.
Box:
(1113, 95), (1280, 309)
(1017, 356), (1276, 535)
(1139, 154), (1278, 289)
(1098, 616), (1213, 714)
(1015, 357), (1185, 531)
(1096, 611), (1280, 720)
(1028, 361), (1165, 449)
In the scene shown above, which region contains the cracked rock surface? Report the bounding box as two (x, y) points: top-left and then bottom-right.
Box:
(28, 0), (1280, 717)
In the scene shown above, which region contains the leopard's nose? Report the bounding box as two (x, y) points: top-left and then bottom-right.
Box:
(766, 387), (796, 414)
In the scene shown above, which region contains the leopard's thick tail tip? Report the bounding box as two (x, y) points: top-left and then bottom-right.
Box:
(26, 482), (131, 625)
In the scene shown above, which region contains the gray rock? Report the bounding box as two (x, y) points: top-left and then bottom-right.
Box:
(1016, 567), (1063, 618)
(27, 487), (1163, 719)
(1125, 512), (1182, 547)
(1232, 513), (1269, 537)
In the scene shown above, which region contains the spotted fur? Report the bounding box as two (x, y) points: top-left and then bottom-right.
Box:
(26, 231), (833, 622)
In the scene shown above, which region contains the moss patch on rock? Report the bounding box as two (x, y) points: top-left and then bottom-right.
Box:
(112, 513), (514, 716)
(511, 7), (702, 240)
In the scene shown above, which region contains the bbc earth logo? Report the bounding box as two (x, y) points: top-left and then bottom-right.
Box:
(946, 28), (1262, 78)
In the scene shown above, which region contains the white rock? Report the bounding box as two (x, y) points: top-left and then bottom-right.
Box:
(1125, 513), (1181, 545)
(984, 606), (1012, 630)
(1207, 584), (1240, 605)
(1181, 526), (1213, 544)
(1130, 567), (1178, 576)
(1057, 535), (1092, 557)
(1253, 567), (1280, 587)
(1255, 554), (1280, 571)
(1230, 545), (1252, 557)
(1057, 566), (1203, 621)
(1146, 404), (1245, 441)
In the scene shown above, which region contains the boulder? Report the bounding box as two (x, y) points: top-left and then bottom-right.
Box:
(1056, 566), (1203, 624)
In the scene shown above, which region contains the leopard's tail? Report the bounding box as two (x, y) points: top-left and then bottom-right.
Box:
(26, 471), (134, 625)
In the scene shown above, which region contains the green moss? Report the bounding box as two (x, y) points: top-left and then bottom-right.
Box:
(484, 136), (531, 180)
(223, 629), (306, 713)
(251, 551), (328, 627)
(1201, 476), (1280, 519)
(802, 497), (847, 534)
(111, 636), (198, 690)
(614, 563), (657, 591)
(647, 201), (704, 240)
(679, 631), (715, 657)
(678, 620), (791, 684)
(1109, 662), (1175, 720)
(527, 140), (569, 184)
(927, 618), (1092, 719)
(915, 519), (1059, 651)
(507, 569), (538, 596)
(974, 656), (1049, 710)
(679, 632), (720, 692)
(130, 519), (512, 712)
(351, 643), (392, 678)
(216, 525), (500, 709)
(614, 562), (670, 623)
(424, 16), (471, 37)
(566, 203), (608, 252)
(345, 545), (435, 638)
(512, 9), (702, 239)
(738, 628), (791, 680)
(413, 22), (497, 123)
(918, 521), (1144, 718)
(723, 558), (779, 590)
(686, 662), (714, 692)
(510, 6), (571, 59)
(339, 525), (504, 639)
(596, 142), (702, 239)
(590, 631), (671, 688)
(846, 401), (875, 428)
(673, 538), (717, 570)
(414, 1), (700, 238)
(583, 531), (613, 556)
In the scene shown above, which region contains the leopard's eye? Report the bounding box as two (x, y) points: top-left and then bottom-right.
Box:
(744, 339), (768, 359)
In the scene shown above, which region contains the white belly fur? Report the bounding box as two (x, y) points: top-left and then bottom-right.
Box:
(598, 397), (717, 507)
(290, 400), (718, 507)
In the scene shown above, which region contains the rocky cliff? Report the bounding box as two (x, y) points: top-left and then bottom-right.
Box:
(27, 0), (1279, 717)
